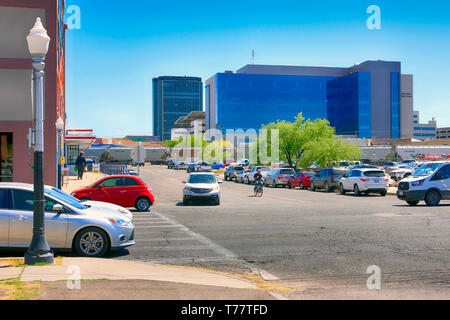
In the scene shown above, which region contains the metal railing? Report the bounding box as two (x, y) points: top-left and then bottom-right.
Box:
(99, 162), (128, 175)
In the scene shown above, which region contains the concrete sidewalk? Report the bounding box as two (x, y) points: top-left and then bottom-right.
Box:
(62, 172), (106, 194)
(0, 257), (285, 300)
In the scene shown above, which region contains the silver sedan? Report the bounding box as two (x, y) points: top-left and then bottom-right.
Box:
(0, 183), (135, 257)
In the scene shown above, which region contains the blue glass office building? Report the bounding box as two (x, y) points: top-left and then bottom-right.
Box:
(205, 61), (404, 139)
(153, 76), (203, 141)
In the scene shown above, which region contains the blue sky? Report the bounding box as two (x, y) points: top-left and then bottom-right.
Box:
(65, 0), (450, 137)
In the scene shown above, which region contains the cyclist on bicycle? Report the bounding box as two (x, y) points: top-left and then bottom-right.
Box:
(254, 169), (264, 193)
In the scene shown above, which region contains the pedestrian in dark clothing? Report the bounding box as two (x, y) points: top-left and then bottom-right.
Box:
(75, 152), (87, 180)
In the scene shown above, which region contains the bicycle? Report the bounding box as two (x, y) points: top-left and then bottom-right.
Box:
(254, 180), (264, 197)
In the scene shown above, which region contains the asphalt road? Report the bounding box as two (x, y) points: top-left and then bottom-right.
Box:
(116, 164), (450, 299)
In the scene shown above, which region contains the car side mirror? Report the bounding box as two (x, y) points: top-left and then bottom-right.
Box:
(52, 204), (64, 213)
(182, 181), (186, 184)
(218, 180), (223, 184)
(98, 184), (103, 189)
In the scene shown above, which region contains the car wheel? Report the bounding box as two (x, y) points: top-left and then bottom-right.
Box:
(300, 182), (304, 190)
(354, 184), (361, 196)
(311, 182), (316, 192)
(245, 177), (249, 184)
(425, 191), (441, 206)
(339, 184), (346, 195)
(324, 182), (330, 193)
(215, 197), (220, 206)
(288, 182), (292, 189)
(380, 190), (387, 197)
(407, 201), (419, 206)
(135, 197), (151, 212)
(74, 227), (110, 257)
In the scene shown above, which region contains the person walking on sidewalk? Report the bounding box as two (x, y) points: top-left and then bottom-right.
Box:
(75, 151), (87, 180)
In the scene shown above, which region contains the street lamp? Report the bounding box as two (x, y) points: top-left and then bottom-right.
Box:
(24, 17), (54, 265)
(55, 117), (64, 190)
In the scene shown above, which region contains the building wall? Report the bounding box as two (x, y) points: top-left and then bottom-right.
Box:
(0, 0), (65, 186)
(436, 127), (450, 139)
(153, 76), (203, 141)
(400, 74), (414, 138)
(412, 111), (437, 140)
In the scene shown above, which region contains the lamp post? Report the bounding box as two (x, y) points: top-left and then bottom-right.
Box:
(24, 17), (54, 265)
(55, 117), (64, 190)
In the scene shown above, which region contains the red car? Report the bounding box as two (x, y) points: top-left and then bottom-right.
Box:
(287, 171), (316, 189)
(71, 175), (155, 212)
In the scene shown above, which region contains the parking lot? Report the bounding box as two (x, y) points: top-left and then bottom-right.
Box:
(115, 164), (450, 298)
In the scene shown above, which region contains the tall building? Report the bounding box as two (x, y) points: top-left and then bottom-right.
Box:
(0, 0), (66, 185)
(153, 76), (203, 141)
(205, 60), (413, 139)
(436, 127), (450, 139)
(413, 111), (437, 140)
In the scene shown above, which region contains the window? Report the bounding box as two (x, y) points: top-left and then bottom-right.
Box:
(99, 178), (123, 188)
(364, 171), (385, 177)
(0, 189), (10, 209)
(123, 178), (140, 186)
(12, 190), (34, 211)
(0, 133), (13, 182)
(67, 145), (79, 165)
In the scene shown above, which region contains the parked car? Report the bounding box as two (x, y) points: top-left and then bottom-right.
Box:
(71, 175), (155, 212)
(245, 166), (271, 184)
(212, 162), (225, 170)
(387, 164), (408, 175)
(383, 161), (397, 171)
(235, 169), (250, 183)
(183, 172), (222, 205)
(397, 161), (450, 206)
(310, 168), (349, 192)
(0, 183), (135, 257)
(187, 163), (197, 173)
(264, 168), (296, 188)
(390, 162), (423, 181)
(196, 161), (212, 172)
(237, 159), (250, 167)
(339, 169), (389, 196)
(287, 171), (316, 189)
(126, 169), (139, 176)
(224, 165), (244, 181)
(174, 161), (188, 170)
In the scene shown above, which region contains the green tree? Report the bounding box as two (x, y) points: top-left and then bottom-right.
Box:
(262, 113), (361, 169)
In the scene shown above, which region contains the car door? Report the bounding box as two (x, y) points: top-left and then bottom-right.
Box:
(90, 177), (124, 205)
(8, 189), (69, 248)
(0, 189), (11, 247)
(121, 177), (143, 207)
(430, 164), (450, 200)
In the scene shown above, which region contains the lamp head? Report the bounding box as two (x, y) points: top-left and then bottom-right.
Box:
(26, 17), (50, 56)
(55, 117), (64, 131)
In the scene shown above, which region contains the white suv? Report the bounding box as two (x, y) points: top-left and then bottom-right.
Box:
(339, 168), (389, 196)
(183, 172), (222, 206)
(397, 161), (450, 206)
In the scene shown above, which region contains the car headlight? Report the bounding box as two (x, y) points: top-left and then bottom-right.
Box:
(411, 180), (425, 187)
(108, 218), (131, 227)
(212, 186), (219, 192)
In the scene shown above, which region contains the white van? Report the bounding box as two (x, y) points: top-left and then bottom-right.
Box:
(397, 161), (450, 206)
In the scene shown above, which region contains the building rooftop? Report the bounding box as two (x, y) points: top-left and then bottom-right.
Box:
(174, 111), (206, 128)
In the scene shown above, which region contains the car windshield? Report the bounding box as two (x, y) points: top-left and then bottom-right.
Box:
(412, 163), (442, 177)
(45, 187), (87, 210)
(280, 169), (295, 175)
(188, 175), (216, 184)
(364, 171), (385, 177)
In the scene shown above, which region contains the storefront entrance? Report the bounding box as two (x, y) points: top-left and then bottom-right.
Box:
(0, 133), (13, 182)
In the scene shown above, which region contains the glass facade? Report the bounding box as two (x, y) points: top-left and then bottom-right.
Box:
(153, 77), (203, 141)
(391, 72), (400, 139)
(215, 73), (334, 131)
(327, 72), (371, 138)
